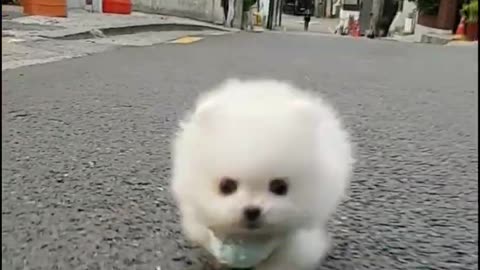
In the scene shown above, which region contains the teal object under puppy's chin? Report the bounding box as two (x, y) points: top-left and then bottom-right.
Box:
(206, 230), (281, 269)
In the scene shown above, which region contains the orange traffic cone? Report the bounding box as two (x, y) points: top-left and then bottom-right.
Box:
(352, 19), (360, 38)
(455, 17), (466, 40)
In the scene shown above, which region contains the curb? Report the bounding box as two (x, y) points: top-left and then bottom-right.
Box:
(38, 23), (238, 40)
(419, 34), (452, 45)
(445, 40), (478, 47)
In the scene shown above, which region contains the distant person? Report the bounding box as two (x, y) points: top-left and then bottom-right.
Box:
(304, 7), (311, 31)
(242, 0), (257, 31)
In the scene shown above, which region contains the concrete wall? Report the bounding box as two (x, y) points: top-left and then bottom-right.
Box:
(212, 0), (225, 24)
(67, 0), (101, 13)
(132, 0), (225, 24)
(258, 0), (282, 28)
(403, 0), (416, 15)
(67, 0), (86, 9)
(258, 0), (270, 23)
(389, 0), (416, 34)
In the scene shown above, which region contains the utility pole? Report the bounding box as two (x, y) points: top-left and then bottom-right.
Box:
(233, 0), (243, 28)
(275, 0), (281, 26)
(370, 0), (384, 36)
(314, 0), (319, 17)
(279, 0), (283, 26)
(267, 0), (275, 30)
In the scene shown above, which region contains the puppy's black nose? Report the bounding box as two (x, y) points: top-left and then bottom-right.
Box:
(243, 207), (261, 221)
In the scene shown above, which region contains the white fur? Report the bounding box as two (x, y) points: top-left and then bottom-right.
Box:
(171, 79), (353, 270)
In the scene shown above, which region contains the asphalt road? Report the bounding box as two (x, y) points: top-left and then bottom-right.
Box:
(2, 33), (478, 270)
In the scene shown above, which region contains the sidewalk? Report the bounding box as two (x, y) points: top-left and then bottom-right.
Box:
(3, 8), (235, 40)
(381, 34), (417, 43)
(382, 33), (478, 47)
(446, 40), (478, 47)
(2, 5), (237, 71)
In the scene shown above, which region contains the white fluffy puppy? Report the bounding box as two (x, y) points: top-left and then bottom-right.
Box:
(171, 79), (353, 270)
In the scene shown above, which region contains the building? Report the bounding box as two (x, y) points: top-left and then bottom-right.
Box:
(390, 0), (465, 40)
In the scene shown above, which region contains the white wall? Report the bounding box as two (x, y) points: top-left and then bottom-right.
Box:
(67, 0), (102, 13)
(258, 0), (281, 28)
(133, 0), (224, 23)
(403, 0), (416, 15)
(389, 0), (417, 34)
(212, 0), (226, 24)
(67, 0), (85, 9)
(259, 0), (270, 26)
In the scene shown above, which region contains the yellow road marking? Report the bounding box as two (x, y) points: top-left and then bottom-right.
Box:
(170, 36), (203, 44)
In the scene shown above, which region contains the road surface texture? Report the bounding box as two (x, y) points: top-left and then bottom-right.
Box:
(2, 32), (478, 270)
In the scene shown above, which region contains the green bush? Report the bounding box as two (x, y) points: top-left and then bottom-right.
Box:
(462, 0), (478, 23)
(409, 0), (440, 16)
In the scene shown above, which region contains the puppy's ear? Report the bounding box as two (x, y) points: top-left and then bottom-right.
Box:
(223, 78), (241, 86)
(193, 100), (219, 129)
(192, 79), (240, 129)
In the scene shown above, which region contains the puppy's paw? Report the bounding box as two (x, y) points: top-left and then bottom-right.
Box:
(257, 227), (330, 270)
(181, 218), (210, 247)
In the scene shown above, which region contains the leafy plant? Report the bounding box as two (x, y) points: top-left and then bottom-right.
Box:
(408, 0), (440, 15)
(461, 0), (478, 23)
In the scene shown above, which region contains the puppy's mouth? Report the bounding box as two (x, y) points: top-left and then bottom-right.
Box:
(209, 221), (273, 237)
(245, 221), (262, 230)
(210, 222), (283, 241)
(240, 220), (276, 235)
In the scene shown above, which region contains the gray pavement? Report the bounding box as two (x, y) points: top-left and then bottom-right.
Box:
(2, 32), (478, 270)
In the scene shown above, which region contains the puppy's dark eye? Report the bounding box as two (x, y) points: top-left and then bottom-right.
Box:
(219, 177), (238, 195)
(269, 178), (288, 196)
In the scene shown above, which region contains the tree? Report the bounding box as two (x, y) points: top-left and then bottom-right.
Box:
(409, 0), (440, 15)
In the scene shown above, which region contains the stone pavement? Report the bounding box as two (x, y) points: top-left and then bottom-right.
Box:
(2, 5), (236, 71)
